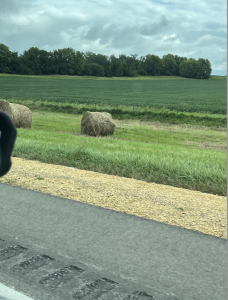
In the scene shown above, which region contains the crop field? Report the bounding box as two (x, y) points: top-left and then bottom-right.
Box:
(0, 74), (226, 114)
(0, 74), (226, 196)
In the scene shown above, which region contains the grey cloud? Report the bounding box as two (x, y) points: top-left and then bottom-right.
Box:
(0, 10), (87, 53)
(81, 14), (170, 49)
(82, 25), (103, 41)
(203, 21), (226, 31)
(164, 35), (179, 42)
(81, 17), (170, 50)
(139, 15), (169, 36)
(81, 23), (139, 48)
(0, 0), (34, 14)
(100, 24), (119, 45)
(0, 0), (226, 74)
(111, 25), (139, 49)
(174, 24), (226, 46)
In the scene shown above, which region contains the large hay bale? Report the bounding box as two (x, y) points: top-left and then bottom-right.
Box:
(0, 99), (32, 129)
(81, 111), (116, 137)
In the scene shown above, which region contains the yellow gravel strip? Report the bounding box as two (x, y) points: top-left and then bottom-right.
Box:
(0, 157), (226, 239)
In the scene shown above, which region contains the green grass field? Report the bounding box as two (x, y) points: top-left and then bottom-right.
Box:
(10, 110), (227, 196)
(0, 74), (226, 114)
(0, 74), (227, 196)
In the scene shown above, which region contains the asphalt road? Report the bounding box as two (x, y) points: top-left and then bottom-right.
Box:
(0, 182), (227, 300)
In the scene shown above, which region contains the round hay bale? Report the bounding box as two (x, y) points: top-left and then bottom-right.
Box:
(0, 99), (32, 129)
(81, 111), (116, 137)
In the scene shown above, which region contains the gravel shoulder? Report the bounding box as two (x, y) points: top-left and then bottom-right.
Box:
(1, 157), (226, 240)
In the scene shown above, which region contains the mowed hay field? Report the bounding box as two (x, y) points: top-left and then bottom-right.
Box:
(0, 74), (227, 239)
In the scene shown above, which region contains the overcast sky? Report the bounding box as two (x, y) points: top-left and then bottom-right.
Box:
(1, 0), (227, 75)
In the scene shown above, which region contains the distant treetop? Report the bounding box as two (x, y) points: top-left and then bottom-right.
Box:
(0, 43), (212, 79)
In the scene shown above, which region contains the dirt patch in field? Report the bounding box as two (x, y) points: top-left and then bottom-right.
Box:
(114, 119), (227, 132)
(183, 141), (227, 151)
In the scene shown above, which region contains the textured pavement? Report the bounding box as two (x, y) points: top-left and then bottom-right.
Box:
(0, 182), (227, 300)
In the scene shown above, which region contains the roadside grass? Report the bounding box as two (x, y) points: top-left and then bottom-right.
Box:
(11, 110), (227, 196)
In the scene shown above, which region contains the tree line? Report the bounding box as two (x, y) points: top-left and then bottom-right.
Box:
(0, 43), (212, 79)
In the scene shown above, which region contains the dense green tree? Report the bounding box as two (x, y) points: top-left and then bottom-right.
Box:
(19, 48), (55, 75)
(52, 48), (80, 75)
(60, 48), (75, 75)
(143, 54), (164, 75)
(84, 51), (97, 64)
(119, 54), (127, 63)
(179, 58), (203, 79)
(38, 50), (55, 75)
(0, 44), (12, 73)
(162, 54), (178, 75)
(52, 48), (84, 75)
(123, 54), (139, 77)
(9, 51), (21, 74)
(74, 51), (85, 75)
(21, 47), (43, 75)
(52, 49), (62, 74)
(180, 57), (213, 79)
(161, 54), (187, 76)
(18, 55), (33, 75)
(137, 56), (148, 75)
(172, 55), (187, 75)
(196, 58), (212, 79)
(91, 63), (105, 76)
(17, 48), (55, 75)
(83, 52), (111, 76)
(94, 54), (112, 77)
(110, 54), (124, 76)
(83, 64), (93, 76)
(0, 43), (212, 79)
(172, 54), (186, 65)
(113, 61), (124, 76)
(110, 54), (129, 76)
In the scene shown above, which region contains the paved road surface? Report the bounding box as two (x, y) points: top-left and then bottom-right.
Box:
(0, 182), (226, 300)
